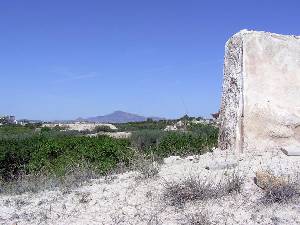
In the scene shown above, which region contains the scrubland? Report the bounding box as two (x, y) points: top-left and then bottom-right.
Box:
(1, 120), (299, 225)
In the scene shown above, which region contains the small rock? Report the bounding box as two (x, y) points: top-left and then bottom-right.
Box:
(186, 156), (195, 161)
(10, 213), (19, 220)
(281, 146), (300, 156)
(254, 171), (286, 190)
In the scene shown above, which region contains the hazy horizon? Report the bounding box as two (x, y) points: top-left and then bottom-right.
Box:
(16, 110), (175, 121)
(1, 1), (299, 120)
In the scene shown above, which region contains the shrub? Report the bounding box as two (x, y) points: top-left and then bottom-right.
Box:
(260, 181), (300, 204)
(163, 177), (216, 207)
(24, 122), (43, 129)
(41, 127), (51, 132)
(130, 152), (160, 179)
(187, 123), (219, 145)
(0, 134), (132, 181)
(163, 173), (243, 207)
(0, 121), (220, 188)
(94, 125), (117, 133)
(156, 132), (212, 157)
(223, 172), (244, 194)
(0, 164), (100, 194)
(130, 129), (165, 152)
(131, 126), (218, 158)
(183, 212), (211, 225)
(0, 125), (35, 140)
(53, 124), (66, 131)
(116, 120), (172, 131)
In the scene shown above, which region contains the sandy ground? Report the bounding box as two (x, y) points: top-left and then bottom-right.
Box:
(1, 149), (300, 225)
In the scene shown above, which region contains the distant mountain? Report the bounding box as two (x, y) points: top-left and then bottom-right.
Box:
(78, 111), (165, 123)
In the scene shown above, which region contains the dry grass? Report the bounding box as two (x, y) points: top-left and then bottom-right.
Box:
(260, 181), (300, 204)
(163, 172), (243, 207)
(137, 161), (160, 179)
(0, 175), (60, 195)
(223, 172), (244, 194)
(0, 166), (100, 195)
(183, 212), (211, 225)
(0, 152), (161, 195)
(130, 153), (161, 180)
(257, 171), (300, 204)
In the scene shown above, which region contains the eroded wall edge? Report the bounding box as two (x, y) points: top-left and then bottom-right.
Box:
(218, 32), (244, 151)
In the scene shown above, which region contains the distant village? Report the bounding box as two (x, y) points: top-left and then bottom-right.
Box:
(0, 115), (40, 126)
(0, 115), (17, 125)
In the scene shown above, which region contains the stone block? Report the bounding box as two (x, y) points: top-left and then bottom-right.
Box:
(219, 30), (300, 152)
(255, 171), (286, 190)
(281, 146), (300, 156)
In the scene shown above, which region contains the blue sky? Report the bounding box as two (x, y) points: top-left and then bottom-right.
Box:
(1, 0), (299, 120)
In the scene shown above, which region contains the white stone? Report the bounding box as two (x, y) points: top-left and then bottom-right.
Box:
(219, 30), (300, 152)
(176, 120), (185, 127)
(163, 156), (182, 164)
(164, 125), (177, 131)
(281, 146), (300, 156)
(205, 161), (238, 171)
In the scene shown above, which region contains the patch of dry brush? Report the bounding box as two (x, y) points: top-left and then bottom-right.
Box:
(163, 172), (243, 207)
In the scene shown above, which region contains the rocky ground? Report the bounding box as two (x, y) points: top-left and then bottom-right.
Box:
(87, 131), (132, 139)
(1, 149), (300, 225)
(42, 123), (118, 132)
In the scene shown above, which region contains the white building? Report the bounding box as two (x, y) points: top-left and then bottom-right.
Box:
(0, 115), (17, 125)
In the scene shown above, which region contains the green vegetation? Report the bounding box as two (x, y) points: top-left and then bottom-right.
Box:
(130, 129), (164, 152)
(116, 120), (173, 131)
(94, 125), (116, 133)
(0, 125), (36, 139)
(0, 134), (130, 181)
(0, 121), (218, 184)
(130, 123), (218, 157)
(156, 131), (214, 157)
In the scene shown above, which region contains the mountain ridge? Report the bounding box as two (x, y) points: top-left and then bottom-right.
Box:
(76, 111), (164, 123)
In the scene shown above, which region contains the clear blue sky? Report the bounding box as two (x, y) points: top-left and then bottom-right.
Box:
(1, 0), (299, 120)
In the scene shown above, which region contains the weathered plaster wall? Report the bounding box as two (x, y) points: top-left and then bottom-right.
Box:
(219, 30), (300, 152)
(219, 32), (244, 151)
